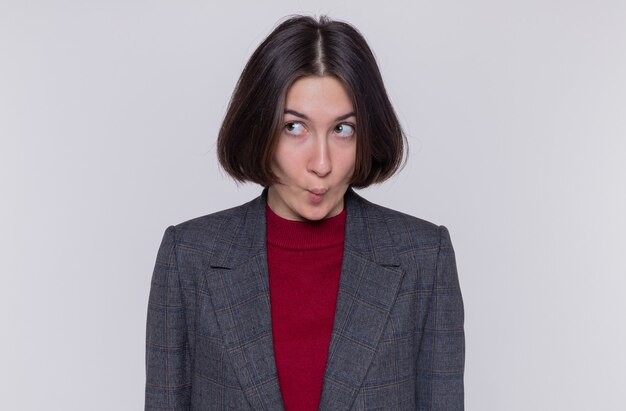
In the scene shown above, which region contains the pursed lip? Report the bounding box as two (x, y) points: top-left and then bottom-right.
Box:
(308, 188), (328, 195)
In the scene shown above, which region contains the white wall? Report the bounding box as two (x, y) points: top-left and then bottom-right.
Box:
(2, 0), (625, 409)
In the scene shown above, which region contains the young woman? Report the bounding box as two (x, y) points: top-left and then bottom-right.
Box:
(145, 15), (464, 411)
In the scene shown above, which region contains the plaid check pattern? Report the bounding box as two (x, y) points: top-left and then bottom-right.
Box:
(146, 189), (464, 410)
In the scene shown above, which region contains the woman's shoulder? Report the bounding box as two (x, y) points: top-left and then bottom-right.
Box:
(164, 195), (263, 250)
(348, 190), (448, 249)
(179, 197), (258, 226)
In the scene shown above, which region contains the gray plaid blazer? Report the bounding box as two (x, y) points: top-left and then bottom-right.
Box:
(145, 189), (464, 410)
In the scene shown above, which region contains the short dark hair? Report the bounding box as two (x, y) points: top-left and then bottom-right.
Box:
(217, 15), (407, 188)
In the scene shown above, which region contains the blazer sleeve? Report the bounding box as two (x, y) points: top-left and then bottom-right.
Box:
(416, 225), (465, 410)
(145, 226), (192, 410)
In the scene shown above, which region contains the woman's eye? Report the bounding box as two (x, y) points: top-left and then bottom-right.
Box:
(334, 123), (355, 138)
(284, 122), (305, 136)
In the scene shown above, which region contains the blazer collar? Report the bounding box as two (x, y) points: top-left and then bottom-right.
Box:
(205, 188), (404, 410)
(209, 188), (400, 269)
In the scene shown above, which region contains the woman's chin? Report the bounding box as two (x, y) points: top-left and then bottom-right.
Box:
(298, 204), (341, 221)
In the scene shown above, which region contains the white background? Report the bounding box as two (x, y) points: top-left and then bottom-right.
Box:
(2, 0), (625, 410)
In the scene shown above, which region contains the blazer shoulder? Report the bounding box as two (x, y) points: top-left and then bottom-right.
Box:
(166, 196), (260, 251)
(359, 196), (448, 251)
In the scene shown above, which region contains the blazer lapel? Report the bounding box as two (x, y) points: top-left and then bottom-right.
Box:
(318, 189), (405, 411)
(203, 192), (285, 410)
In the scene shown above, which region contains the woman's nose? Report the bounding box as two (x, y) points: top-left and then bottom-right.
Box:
(308, 136), (332, 177)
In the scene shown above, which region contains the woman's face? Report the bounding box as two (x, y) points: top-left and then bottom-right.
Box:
(267, 75), (357, 221)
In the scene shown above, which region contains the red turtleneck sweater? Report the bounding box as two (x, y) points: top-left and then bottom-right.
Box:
(266, 204), (346, 411)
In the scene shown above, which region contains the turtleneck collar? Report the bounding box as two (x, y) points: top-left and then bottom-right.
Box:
(265, 203), (346, 250)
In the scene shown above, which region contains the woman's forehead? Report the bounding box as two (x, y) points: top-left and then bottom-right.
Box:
(284, 76), (355, 119)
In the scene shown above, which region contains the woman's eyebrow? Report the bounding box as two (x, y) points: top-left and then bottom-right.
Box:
(284, 109), (356, 121)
